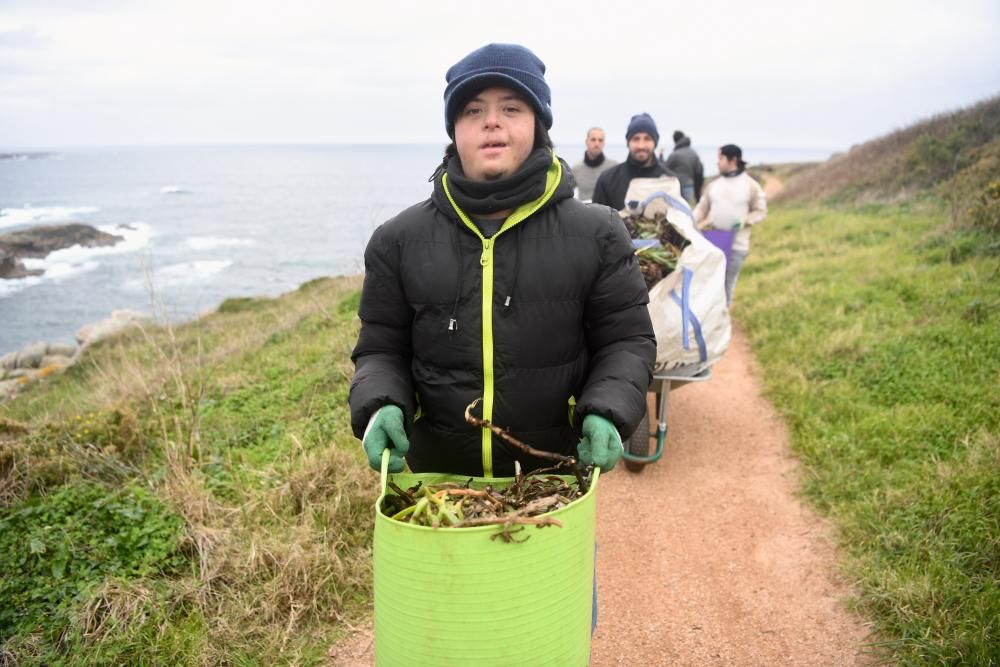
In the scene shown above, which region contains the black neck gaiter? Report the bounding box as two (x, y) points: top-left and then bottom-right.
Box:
(583, 151), (605, 168)
(444, 148), (552, 216)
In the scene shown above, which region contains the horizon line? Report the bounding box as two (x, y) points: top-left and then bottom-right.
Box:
(1, 141), (842, 154)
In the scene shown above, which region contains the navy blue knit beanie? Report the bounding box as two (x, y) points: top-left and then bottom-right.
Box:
(444, 43), (552, 137)
(626, 113), (659, 146)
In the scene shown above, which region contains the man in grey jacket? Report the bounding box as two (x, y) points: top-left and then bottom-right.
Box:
(664, 130), (704, 204)
(572, 127), (618, 201)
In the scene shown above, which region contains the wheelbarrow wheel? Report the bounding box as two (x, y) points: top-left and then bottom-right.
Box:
(624, 409), (650, 473)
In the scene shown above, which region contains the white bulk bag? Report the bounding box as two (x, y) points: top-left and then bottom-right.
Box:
(622, 177), (731, 375)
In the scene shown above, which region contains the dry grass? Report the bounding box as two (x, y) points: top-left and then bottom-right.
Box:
(0, 418), (29, 506)
(78, 580), (157, 646)
(149, 438), (376, 660)
(145, 276), (374, 660)
(780, 95), (1000, 204)
(1, 275), (374, 663)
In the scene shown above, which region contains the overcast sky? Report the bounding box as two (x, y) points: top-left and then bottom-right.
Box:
(2, 0), (998, 153)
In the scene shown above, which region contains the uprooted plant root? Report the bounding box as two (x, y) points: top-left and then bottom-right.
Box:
(463, 398), (590, 494)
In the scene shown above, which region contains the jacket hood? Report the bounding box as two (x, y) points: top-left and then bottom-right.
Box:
(674, 136), (692, 149)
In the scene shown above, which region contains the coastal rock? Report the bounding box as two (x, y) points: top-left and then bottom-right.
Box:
(0, 249), (41, 279)
(0, 342), (79, 371)
(47, 343), (77, 358)
(0, 223), (124, 280)
(1, 311), (153, 402)
(13, 341), (49, 369)
(76, 309), (153, 347)
(0, 314), (141, 402)
(0, 223), (123, 259)
(41, 354), (73, 370)
(0, 351), (16, 371)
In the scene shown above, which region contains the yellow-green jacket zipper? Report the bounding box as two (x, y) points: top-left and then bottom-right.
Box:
(441, 153), (562, 476)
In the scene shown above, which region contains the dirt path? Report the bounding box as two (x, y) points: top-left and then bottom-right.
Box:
(763, 171), (786, 199)
(587, 324), (873, 666)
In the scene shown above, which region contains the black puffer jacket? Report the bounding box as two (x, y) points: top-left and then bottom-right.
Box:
(349, 152), (655, 477)
(591, 156), (681, 211)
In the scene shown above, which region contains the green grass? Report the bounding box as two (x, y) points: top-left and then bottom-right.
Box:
(0, 482), (185, 644)
(737, 201), (1000, 665)
(1, 276), (375, 665)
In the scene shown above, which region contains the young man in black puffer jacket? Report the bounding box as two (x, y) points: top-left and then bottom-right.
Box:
(349, 43), (655, 478)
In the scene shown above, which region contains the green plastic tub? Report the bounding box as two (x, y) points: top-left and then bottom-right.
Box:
(372, 450), (600, 666)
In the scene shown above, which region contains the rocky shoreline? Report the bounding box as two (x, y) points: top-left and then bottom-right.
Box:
(0, 223), (124, 279)
(0, 309), (154, 400)
(0, 222), (162, 399)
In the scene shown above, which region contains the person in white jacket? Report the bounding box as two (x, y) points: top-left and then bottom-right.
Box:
(693, 144), (767, 306)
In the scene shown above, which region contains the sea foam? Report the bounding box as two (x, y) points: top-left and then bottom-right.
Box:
(186, 236), (255, 251)
(125, 259), (233, 292)
(0, 222), (152, 300)
(0, 260), (101, 299)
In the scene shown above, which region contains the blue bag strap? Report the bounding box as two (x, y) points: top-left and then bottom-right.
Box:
(638, 191), (695, 222)
(669, 267), (708, 362)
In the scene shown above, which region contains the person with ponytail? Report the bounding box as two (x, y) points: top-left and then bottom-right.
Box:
(693, 144), (768, 306)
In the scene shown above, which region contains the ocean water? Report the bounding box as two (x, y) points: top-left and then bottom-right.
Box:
(0, 144), (833, 355)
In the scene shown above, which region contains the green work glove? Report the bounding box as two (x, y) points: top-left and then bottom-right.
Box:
(577, 414), (623, 471)
(362, 405), (409, 473)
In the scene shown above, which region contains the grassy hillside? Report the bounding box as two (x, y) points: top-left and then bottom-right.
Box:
(736, 95), (1000, 664)
(780, 95), (1000, 207)
(738, 202), (999, 664)
(1, 276), (373, 665)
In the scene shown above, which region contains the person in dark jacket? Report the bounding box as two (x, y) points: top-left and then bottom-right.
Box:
(349, 43), (655, 478)
(591, 112), (680, 210)
(665, 130), (705, 204)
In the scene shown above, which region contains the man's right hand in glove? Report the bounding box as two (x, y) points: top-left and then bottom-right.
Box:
(577, 414), (623, 471)
(362, 405), (409, 473)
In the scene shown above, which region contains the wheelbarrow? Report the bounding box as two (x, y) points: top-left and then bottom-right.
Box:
(623, 366), (712, 473)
